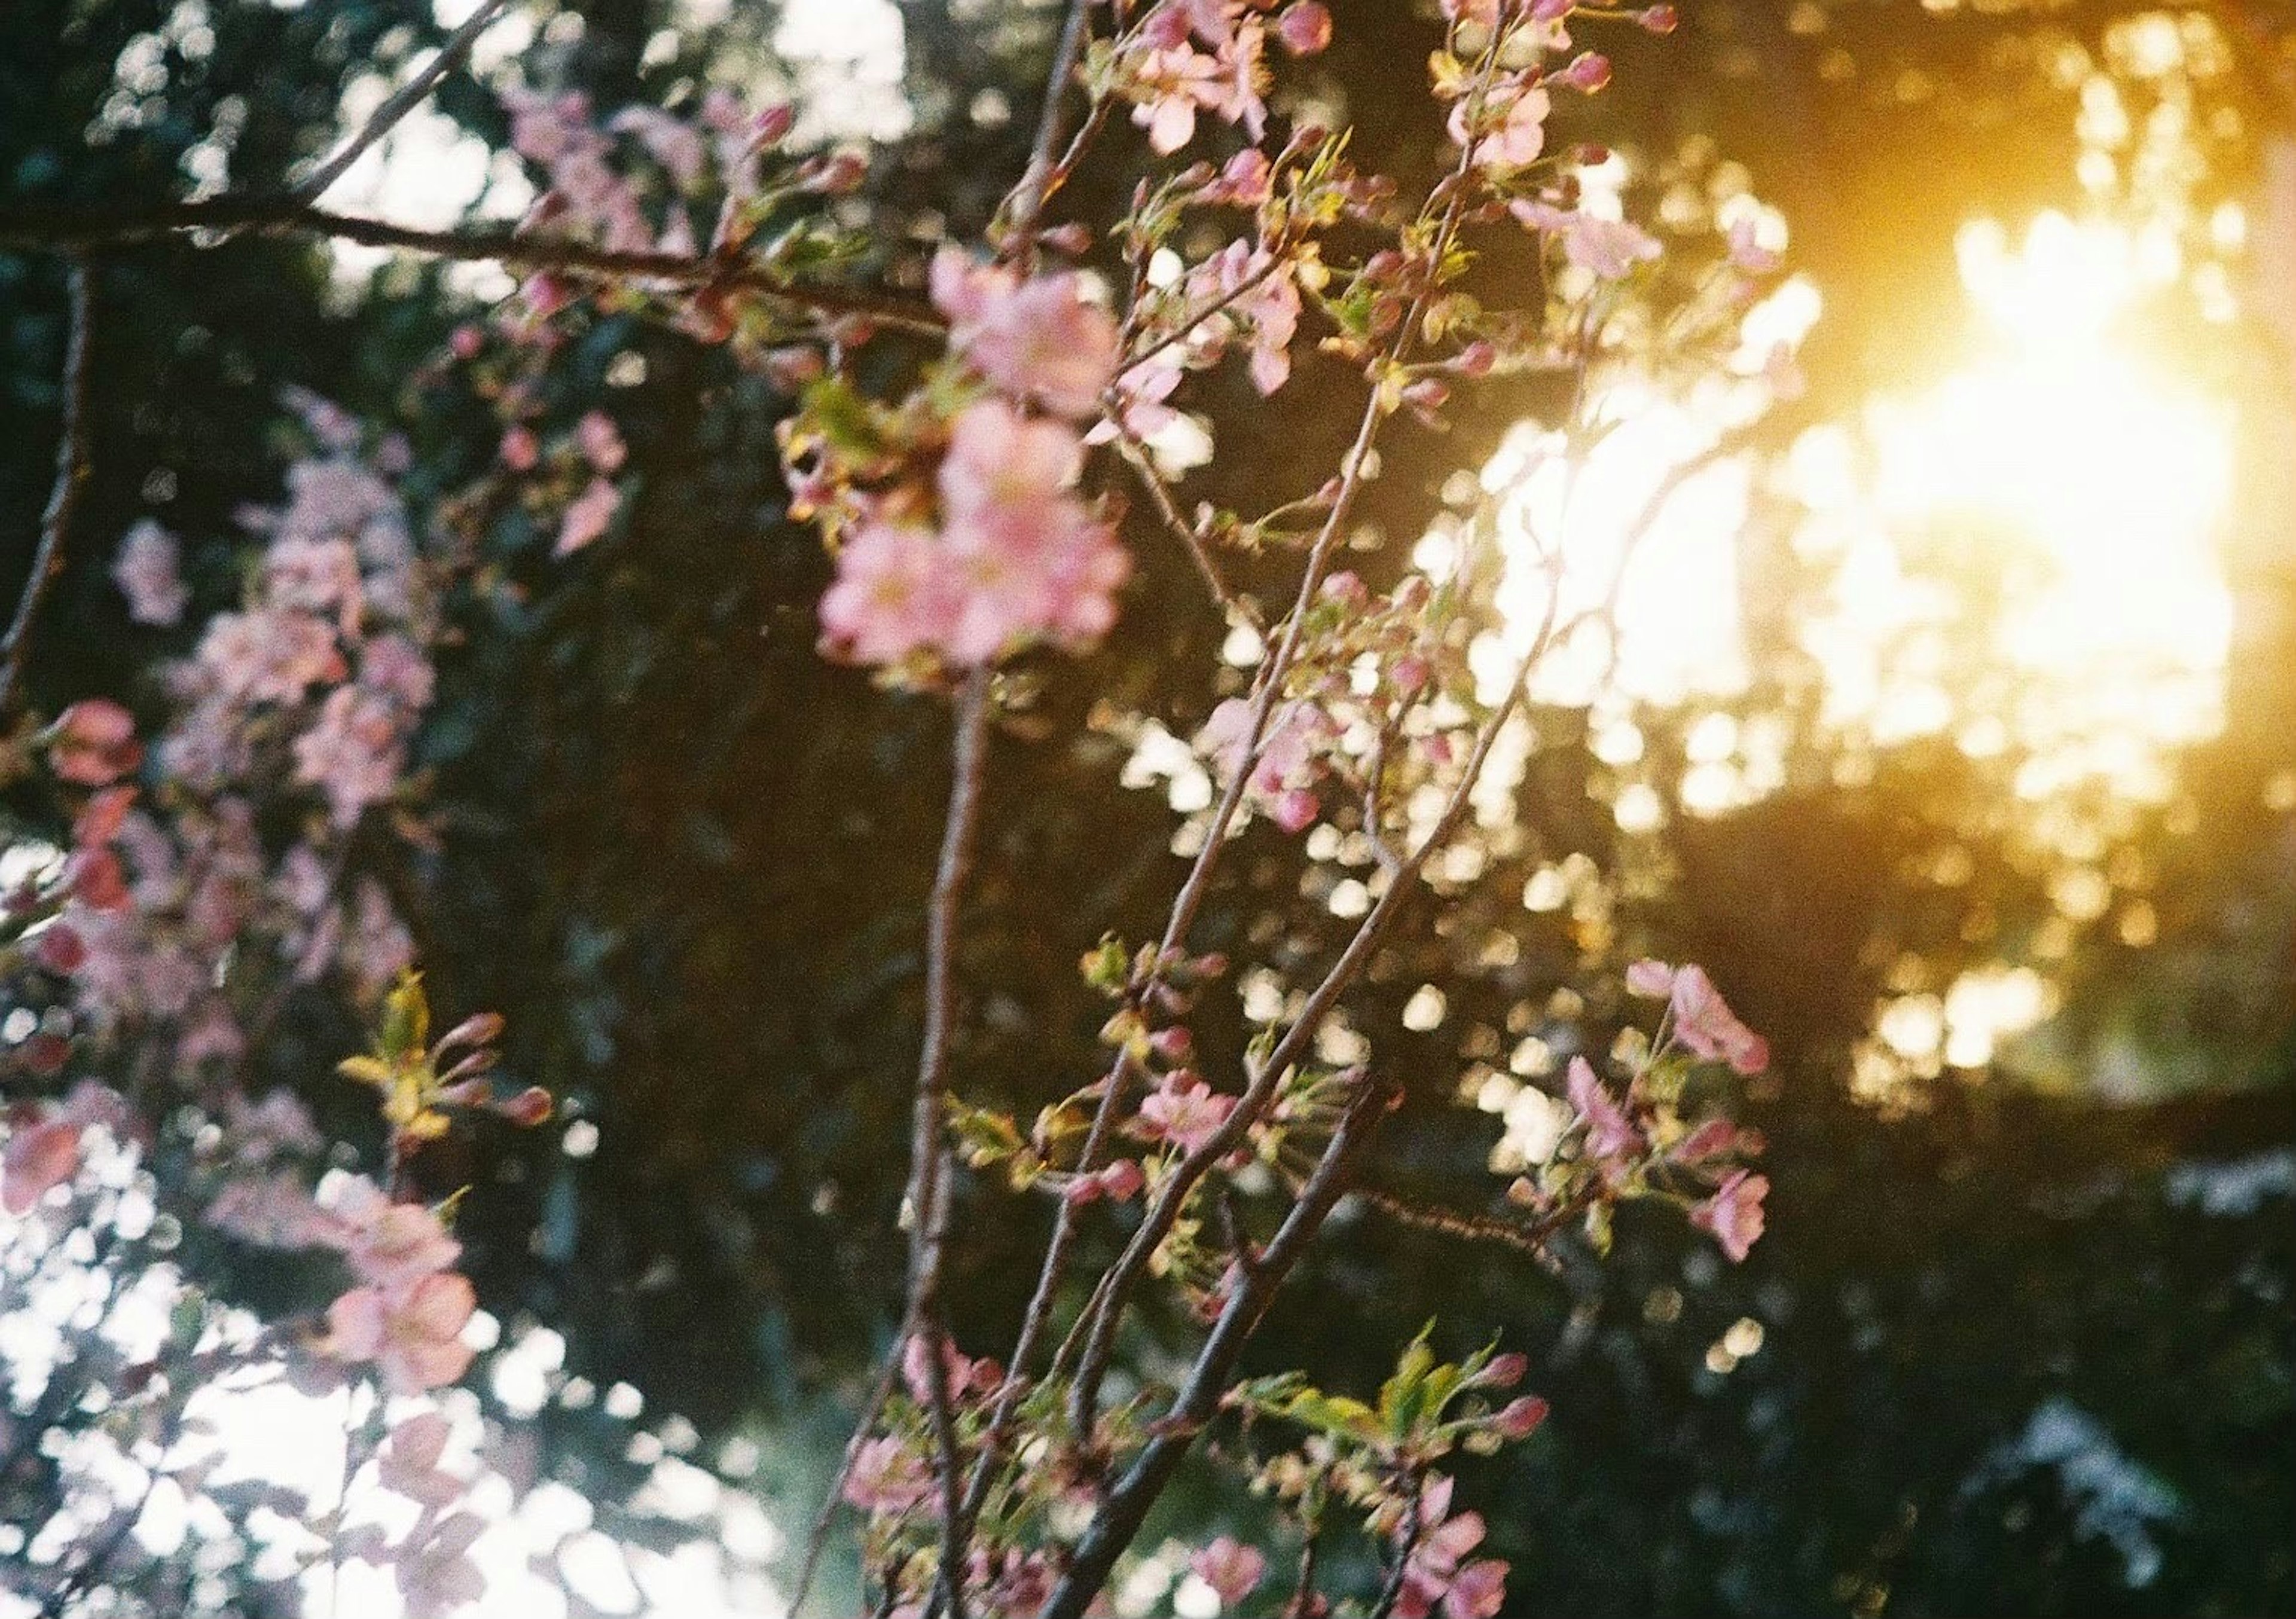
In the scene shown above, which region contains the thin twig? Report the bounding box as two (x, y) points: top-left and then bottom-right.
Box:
(294, 0), (515, 202)
(1, 256), (93, 716)
(1109, 424), (1260, 630)
(1057, 31), (1522, 1433)
(1032, 1076), (1394, 1619)
(789, 673), (993, 1617)
(0, 200), (942, 332)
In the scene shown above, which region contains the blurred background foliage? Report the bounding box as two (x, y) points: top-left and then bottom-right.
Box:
(2, 0), (2291, 1614)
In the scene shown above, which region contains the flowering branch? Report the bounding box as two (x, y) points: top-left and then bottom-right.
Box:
(1034, 1072), (1395, 1619)
(0, 255), (93, 716)
(292, 0), (515, 202)
(0, 200), (942, 333)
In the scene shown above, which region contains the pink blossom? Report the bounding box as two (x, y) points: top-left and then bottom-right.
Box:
(843, 1434), (935, 1516)
(325, 1271), (477, 1393)
(206, 1172), (329, 1248)
(1449, 79), (1550, 170)
(819, 519), (947, 666)
(265, 537), (365, 631)
(1625, 958), (1675, 997)
(1567, 1055), (1642, 1165)
(2, 1119), (83, 1215)
(554, 478), (622, 557)
(1197, 697), (1333, 832)
(575, 411), (627, 475)
(48, 699), (142, 786)
(1126, 46), (1226, 154)
(499, 427), (539, 471)
(1394, 1480), (1510, 1619)
(114, 520), (189, 626)
(361, 633), (437, 711)
(930, 251), (1121, 419)
(1277, 2), (1333, 54)
(1512, 202), (1661, 279)
(1726, 215), (1782, 274)
(1689, 1168), (1768, 1262)
(1190, 1537), (1266, 1607)
(1137, 1073), (1235, 1156)
(1668, 964), (1769, 1073)
(197, 609), (346, 705)
(1, 1083), (126, 1216)
(293, 686), (404, 827)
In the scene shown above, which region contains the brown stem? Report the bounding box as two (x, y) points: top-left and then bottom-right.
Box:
(1, 256), (93, 716)
(1031, 1076), (1394, 1619)
(293, 0), (515, 202)
(0, 200), (942, 332)
(789, 673), (993, 1617)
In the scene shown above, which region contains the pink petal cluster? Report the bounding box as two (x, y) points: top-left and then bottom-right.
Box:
(113, 518), (188, 626)
(1394, 1477), (1511, 1619)
(931, 250), (1122, 421)
(844, 1434), (936, 1516)
(1689, 1168), (1769, 1262)
(1, 1083), (127, 1216)
(47, 699), (143, 787)
(819, 400), (1128, 667)
(1190, 1536), (1267, 1608)
(1565, 1055), (1642, 1173)
(1119, 3), (1272, 154)
(1449, 79), (1551, 170)
(1512, 202), (1663, 279)
(317, 1178), (477, 1392)
(1135, 1071), (1236, 1157)
(1630, 961), (1770, 1073)
(1196, 697), (1333, 833)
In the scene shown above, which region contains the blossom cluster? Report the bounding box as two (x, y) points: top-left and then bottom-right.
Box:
(802, 251), (1131, 671)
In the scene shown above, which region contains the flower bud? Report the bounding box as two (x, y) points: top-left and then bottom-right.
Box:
(1555, 51), (1612, 93)
(1277, 2), (1333, 54)
(497, 1087), (554, 1128)
(1480, 1350), (1530, 1388)
(1493, 1395), (1550, 1438)
(1638, 4), (1680, 32)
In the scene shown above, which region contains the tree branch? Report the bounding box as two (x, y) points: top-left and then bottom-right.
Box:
(0, 200), (944, 332)
(1, 256), (94, 716)
(293, 0), (515, 202)
(1033, 1075), (1394, 1619)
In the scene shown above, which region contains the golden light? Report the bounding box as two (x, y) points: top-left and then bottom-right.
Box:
(1474, 204), (2239, 814)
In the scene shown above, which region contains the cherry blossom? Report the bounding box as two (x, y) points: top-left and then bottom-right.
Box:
(1136, 1071), (1236, 1156)
(1566, 1055), (1642, 1167)
(1190, 1536), (1267, 1607)
(324, 1270), (478, 1393)
(47, 699), (142, 786)
(844, 1434), (935, 1516)
(1690, 1168), (1769, 1262)
(112, 518), (188, 626)
(931, 251), (1122, 420)
(554, 476), (622, 557)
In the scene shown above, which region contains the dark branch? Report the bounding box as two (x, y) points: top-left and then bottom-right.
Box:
(2, 257), (95, 716)
(0, 200), (943, 332)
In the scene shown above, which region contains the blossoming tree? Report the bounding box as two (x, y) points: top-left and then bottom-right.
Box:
(0, 0), (1803, 1613)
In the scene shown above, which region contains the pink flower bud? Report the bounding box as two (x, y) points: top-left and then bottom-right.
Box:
(1148, 1025), (1196, 1062)
(449, 325), (484, 361)
(523, 273), (572, 319)
(1480, 1351), (1529, 1388)
(752, 103), (796, 148)
(1639, 4), (1680, 32)
(32, 923), (86, 975)
(1493, 1395), (1550, 1438)
(1556, 52), (1612, 93)
(1276, 2), (1333, 54)
(499, 427), (539, 471)
(1453, 339), (1497, 377)
(1532, 0), (1575, 19)
(1097, 1159), (1145, 1202)
(497, 1087), (553, 1128)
